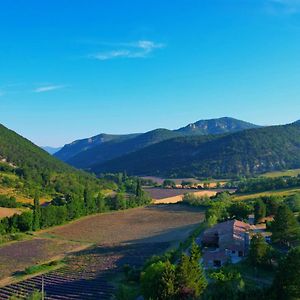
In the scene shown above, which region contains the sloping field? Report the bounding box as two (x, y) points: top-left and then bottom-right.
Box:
(0, 205), (205, 299)
(44, 205), (204, 244)
(0, 238), (86, 281)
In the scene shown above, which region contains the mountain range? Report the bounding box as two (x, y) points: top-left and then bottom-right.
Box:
(96, 122), (300, 178)
(54, 117), (260, 172)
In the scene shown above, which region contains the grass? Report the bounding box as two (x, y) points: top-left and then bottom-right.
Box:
(22, 260), (63, 276)
(233, 187), (300, 201)
(227, 260), (274, 288)
(262, 168), (300, 178)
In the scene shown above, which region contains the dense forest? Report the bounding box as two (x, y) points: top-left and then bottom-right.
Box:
(92, 123), (300, 178)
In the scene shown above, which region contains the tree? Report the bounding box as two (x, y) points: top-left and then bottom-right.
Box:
(285, 193), (300, 212)
(141, 261), (166, 300)
(160, 260), (177, 300)
(84, 187), (96, 214)
(249, 233), (269, 266)
(228, 202), (252, 221)
(96, 193), (106, 213)
(16, 212), (33, 232)
(207, 268), (245, 300)
(163, 179), (176, 188)
(272, 247), (300, 300)
(32, 195), (41, 231)
(254, 199), (266, 223)
(176, 243), (207, 299)
(135, 179), (143, 198)
(115, 192), (127, 210)
(271, 205), (300, 246)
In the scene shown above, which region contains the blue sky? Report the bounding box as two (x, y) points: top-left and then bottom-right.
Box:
(1, 0), (300, 146)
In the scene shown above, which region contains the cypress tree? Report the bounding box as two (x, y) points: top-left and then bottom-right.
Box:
(254, 199), (266, 224)
(32, 195), (41, 231)
(160, 260), (177, 300)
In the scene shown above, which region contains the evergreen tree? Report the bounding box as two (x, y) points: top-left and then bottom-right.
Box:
(176, 247), (207, 299)
(84, 187), (96, 214)
(160, 260), (177, 300)
(96, 193), (106, 213)
(273, 247), (300, 300)
(254, 199), (266, 224)
(136, 179), (143, 198)
(249, 233), (269, 266)
(271, 205), (300, 246)
(32, 195), (41, 231)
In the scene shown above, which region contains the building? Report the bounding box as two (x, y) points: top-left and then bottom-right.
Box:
(201, 220), (253, 268)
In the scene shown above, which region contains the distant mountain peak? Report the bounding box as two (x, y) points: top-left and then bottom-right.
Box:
(176, 117), (259, 136)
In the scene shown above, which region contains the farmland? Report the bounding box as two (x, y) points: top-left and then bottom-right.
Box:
(145, 187), (228, 204)
(0, 207), (22, 219)
(0, 204), (205, 299)
(44, 204), (204, 244)
(261, 168), (300, 178)
(233, 187), (300, 201)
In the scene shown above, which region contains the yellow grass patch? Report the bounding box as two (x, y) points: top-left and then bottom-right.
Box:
(0, 207), (22, 219)
(262, 169), (300, 178)
(233, 188), (300, 201)
(153, 190), (217, 204)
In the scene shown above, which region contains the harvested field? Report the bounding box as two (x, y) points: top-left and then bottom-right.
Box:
(0, 207), (22, 219)
(45, 205), (205, 245)
(0, 238), (86, 280)
(145, 188), (230, 204)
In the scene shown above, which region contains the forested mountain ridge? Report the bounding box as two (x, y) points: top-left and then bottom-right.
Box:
(59, 128), (183, 169)
(55, 133), (140, 162)
(0, 124), (113, 199)
(92, 123), (300, 178)
(54, 117), (259, 170)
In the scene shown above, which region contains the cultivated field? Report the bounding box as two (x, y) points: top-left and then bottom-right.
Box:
(145, 188), (223, 204)
(233, 187), (300, 201)
(44, 205), (204, 245)
(261, 168), (300, 178)
(0, 238), (85, 281)
(0, 204), (205, 299)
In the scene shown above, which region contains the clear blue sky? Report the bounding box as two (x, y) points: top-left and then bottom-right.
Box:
(1, 0), (300, 146)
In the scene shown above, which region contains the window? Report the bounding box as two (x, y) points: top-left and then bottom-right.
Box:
(213, 260), (221, 267)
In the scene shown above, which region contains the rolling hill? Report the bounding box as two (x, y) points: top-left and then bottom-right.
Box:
(55, 117), (259, 170)
(92, 123), (300, 178)
(0, 124), (113, 201)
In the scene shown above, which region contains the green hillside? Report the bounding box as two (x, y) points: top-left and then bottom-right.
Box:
(0, 124), (113, 200)
(92, 123), (300, 178)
